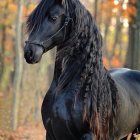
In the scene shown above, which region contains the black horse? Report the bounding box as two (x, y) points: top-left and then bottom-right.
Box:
(24, 0), (140, 139)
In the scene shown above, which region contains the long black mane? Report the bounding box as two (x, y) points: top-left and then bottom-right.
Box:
(54, 1), (118, 139)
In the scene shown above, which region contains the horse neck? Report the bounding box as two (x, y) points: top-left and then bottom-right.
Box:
(53, 19), (113, 92)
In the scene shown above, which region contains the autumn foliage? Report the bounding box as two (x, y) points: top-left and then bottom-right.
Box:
(0, 0), (140, 140)
(97, 0), (138, 68)
(0, 0), (36, 93)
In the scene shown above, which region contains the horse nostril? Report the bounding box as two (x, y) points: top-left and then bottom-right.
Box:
(24, 47), (34, 61)
(29, 49), (34, 58)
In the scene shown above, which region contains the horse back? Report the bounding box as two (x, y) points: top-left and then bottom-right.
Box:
(110, 68), (140, 112)
(110, 68), (140, 96)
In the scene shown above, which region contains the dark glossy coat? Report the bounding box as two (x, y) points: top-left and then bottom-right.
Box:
(24, 0), (140, 139)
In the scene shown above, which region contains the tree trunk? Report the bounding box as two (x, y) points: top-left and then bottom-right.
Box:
(11, 0), (24, 130)
(125, 1), (140, 70)
(94, 0), (98, 20)
(110, 15), (122, 59)
(0, 3), (12, 93)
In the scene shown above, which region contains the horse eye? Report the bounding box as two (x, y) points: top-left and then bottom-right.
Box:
(49, 16), (58, 22)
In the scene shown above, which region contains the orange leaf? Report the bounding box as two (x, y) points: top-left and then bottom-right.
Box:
(111, 57), (122, 67)
(8, 3), (17, 13)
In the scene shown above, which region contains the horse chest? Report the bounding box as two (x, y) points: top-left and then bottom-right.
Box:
(42, 91), (85, 140)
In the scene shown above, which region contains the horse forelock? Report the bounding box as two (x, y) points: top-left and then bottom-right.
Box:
(26, 0), (77, 34)
(26, 0), (56, 34)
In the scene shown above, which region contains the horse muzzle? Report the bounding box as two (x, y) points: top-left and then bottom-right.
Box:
(24, 43), (44, 64)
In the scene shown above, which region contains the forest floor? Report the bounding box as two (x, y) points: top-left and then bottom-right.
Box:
(0, 124), (45, 140)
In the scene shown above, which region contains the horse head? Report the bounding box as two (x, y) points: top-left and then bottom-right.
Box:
(24, 0), (72, 64)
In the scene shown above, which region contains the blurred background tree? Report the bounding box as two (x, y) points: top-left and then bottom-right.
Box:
(0, 0), (140, 140)
(125, 0), (140, 69)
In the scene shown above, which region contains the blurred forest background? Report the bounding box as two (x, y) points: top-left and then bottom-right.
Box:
(0, 0), (140, 139)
